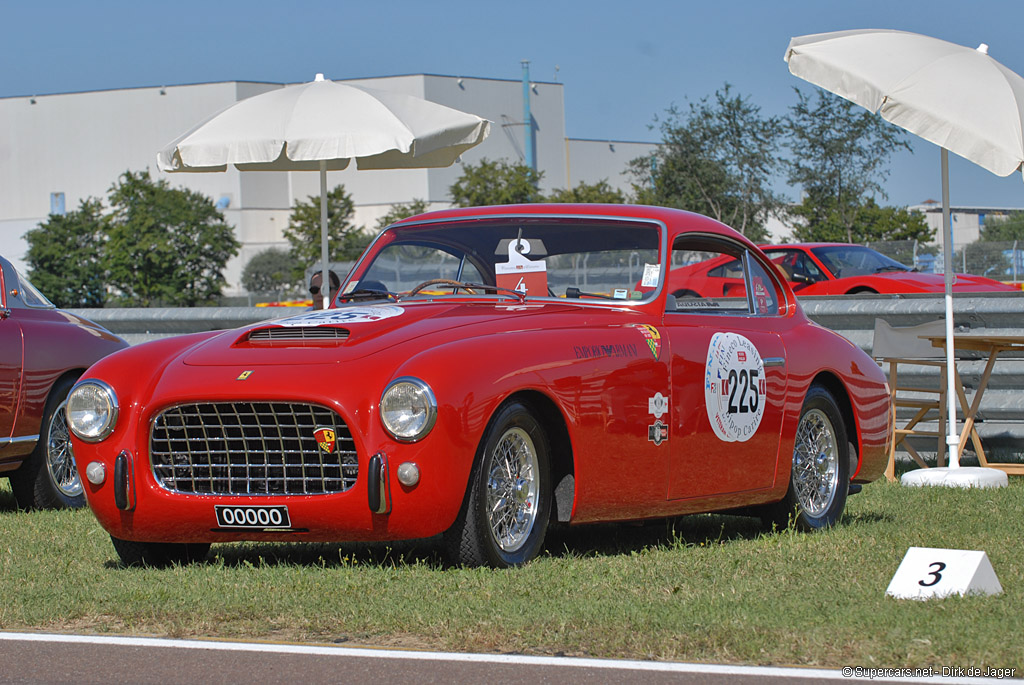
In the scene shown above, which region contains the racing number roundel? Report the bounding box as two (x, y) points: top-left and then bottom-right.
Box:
(704, 332), (766, 442)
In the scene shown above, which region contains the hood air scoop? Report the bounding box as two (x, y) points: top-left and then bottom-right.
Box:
(246, 326), (350, 342)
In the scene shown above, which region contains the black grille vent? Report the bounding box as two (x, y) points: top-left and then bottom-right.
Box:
(247, 327), (350, 342)
(150, 402), (358, 495)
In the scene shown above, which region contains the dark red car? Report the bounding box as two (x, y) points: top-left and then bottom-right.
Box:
(668, 243), (1017, 297)
(0, 256), (127, 509)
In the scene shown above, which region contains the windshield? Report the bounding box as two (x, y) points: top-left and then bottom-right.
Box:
(343, 217), (663, 303)
(810, 245), (911, 278)
(14, 269), (55, 308)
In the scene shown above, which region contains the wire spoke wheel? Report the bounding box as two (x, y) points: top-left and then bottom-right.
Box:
(792, 407), (839, 518)
(485, 427), (539, 553)
(45, 400), (83, 498)
(445, 400), (551, 567)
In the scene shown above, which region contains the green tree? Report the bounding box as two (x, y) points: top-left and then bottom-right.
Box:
(546, 180), (626, 204)
(449, 159), (544, 207)
(629, 84), (786, 241)
(24, 198), (108, 307)
(957, 211), (1024, 278)
(284, 185), (367, 278)
(790, 197), (934, 244)
(978, 211), (1024, 242)
(241, 248), (299, 297)
(105, 170), (239, 306)
(786, 89), (911, 242)
(374, 198), (430, 232)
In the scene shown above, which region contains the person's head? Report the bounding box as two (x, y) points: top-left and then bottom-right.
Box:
(309, 270), (341, 309)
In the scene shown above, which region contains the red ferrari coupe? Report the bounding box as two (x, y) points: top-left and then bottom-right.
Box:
(68, 205), (891, 568)
(1, 256), (127, 509)
(668, 243), (1017, 297)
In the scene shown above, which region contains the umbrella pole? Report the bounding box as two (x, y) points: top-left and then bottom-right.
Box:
(941, 147), (960, 467)
(320, 160), (329, 310)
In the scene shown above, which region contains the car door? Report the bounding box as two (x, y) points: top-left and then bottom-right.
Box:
(0, 262), (24, 441)
(663, 236), (789, 499)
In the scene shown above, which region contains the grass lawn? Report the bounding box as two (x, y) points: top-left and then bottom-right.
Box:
(0, 473), (1021, 671)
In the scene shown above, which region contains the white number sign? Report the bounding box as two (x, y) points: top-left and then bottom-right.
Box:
(886, 547), (1003, 600)
(704, 332), (766, 442)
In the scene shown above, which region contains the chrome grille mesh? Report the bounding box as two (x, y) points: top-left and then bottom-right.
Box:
(150, 402), (358, 495)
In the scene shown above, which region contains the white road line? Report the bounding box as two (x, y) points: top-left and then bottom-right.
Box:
(0, 632), (1008, 683)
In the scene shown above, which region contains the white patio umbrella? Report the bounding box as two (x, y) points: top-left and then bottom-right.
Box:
(785, 29), (1024, 480)
(157, 74), (491, 307)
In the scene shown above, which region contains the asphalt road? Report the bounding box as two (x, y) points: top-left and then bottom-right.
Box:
(1, 633), (1014, 685)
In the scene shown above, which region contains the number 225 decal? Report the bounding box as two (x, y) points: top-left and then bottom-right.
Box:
(704, 332), (767, 442)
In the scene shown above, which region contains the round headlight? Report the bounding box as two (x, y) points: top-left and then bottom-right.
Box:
(380, 377), (437, 442)
(67, 380), (119, 443)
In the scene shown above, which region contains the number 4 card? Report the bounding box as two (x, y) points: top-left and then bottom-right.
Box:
(886, 547), (1002, 600)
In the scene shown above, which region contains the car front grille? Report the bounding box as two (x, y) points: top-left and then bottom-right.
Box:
(150, 402), (358, 496)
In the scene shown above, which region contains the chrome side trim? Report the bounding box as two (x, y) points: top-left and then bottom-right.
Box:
(0, 435), (39, 450)
(763, 357), (786, 367)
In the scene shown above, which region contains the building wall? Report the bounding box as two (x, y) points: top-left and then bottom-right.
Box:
(910, 203), (1024, 252)
(565, 138), (655, 194)
(0, 75), (648, 294)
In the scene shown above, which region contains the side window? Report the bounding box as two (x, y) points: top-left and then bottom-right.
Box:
(765, 249), (827, 285)
(667, 236), (781, 316)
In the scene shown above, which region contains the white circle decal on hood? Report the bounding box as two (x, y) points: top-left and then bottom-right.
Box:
(704, 332), (766, 443)
(273, 306), (404, 327)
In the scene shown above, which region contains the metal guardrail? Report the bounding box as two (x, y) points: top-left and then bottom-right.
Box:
(71, 291), (1024, 457)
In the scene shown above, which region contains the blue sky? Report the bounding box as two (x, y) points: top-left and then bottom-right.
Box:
(5, 0), (1023, 209)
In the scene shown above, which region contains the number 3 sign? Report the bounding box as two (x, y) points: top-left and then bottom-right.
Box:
(886, 547), (1003, 600)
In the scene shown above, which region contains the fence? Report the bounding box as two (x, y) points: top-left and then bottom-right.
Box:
(70, 291), (1024, 458)
(867, 239), (1024, 283)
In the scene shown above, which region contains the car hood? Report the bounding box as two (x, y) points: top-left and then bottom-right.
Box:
(181, 301), (599, 367)
(838, 271), (1016, 293)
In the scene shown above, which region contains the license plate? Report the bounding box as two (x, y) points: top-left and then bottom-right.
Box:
(215, 505), (291, 529)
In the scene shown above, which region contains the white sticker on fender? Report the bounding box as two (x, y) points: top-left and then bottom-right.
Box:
(704, 332), (766, 442)
(272, 306), (404, 327)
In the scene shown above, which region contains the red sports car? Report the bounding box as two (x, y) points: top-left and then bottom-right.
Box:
(68, 205), (891, 568)
(668, 243), (1017, 297)
(1, 256), (127, 509)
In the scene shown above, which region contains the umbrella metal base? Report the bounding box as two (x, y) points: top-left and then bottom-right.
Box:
(901, 466), (1008, 489)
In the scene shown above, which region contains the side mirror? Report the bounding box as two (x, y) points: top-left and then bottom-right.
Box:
(791, 272), (814, 285)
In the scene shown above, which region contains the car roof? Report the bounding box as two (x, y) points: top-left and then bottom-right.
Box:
(393, 203), (757, 248)
(761, 243), (865, 249)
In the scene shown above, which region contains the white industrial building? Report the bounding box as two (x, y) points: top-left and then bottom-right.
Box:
(909, 200), (1024, 251)
(0, 73), (656, 294)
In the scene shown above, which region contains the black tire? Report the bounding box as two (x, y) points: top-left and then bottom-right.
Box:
(110, 536), (211, 568)
(763, 385), (850, 531)
(11, 375), (85, 510)
(444, 401), (552, 568)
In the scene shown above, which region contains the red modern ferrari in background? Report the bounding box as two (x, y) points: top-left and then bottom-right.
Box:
(668, 243), (1018, 298)
(0, 256), (127, 509)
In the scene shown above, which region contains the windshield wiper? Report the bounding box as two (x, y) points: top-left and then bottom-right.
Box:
(337, 288), (398, 302)
(874, 265), (911, 273)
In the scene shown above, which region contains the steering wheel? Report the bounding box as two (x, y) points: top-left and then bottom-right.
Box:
(407, 279), (478, 296)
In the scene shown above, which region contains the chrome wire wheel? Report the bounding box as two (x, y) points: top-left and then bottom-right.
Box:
(485, 426), (540, 553)
(791, 407), (839, 518)
(45, 400), (83, 498)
